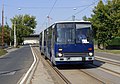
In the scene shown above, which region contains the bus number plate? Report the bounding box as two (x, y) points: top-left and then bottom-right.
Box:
(70, 57), (81, 61)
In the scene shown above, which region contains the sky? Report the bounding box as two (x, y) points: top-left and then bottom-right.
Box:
(0, 0), (106, 34)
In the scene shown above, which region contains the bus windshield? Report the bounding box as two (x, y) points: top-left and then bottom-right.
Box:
(56, 23), (93, 44)
(56, 23), (75, 44)
(76, 24), (93, 44)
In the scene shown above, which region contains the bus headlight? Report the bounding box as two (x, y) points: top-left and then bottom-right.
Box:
(59, 48), (62, 51)
(88, 52), (93, 56)
(58, 53), (63, 57)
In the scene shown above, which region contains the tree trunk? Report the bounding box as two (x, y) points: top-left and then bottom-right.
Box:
(97, 43), (101, 49)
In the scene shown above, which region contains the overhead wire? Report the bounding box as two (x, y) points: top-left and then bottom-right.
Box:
(48, 0), (58, 16)
(65, 0), (98, 20)
(4, 4), (94, 9)
(6, 0), (98, 31)
(3, 0), (101, 33)
(41, 0), (58, 30)
(41, 0), (98, 30)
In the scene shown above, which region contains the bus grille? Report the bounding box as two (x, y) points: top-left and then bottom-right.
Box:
(63, 53), (88, 57)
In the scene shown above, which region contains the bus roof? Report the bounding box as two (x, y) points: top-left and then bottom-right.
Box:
(54, 20), (91, 24)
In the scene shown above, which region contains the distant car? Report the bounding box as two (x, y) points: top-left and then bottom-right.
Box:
(4, 43), (8, 48)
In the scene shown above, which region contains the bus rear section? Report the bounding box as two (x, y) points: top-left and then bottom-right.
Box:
(39, 31), (44, 55)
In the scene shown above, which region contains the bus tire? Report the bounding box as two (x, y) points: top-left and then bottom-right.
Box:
(44, 56), (47, 60)
(41, 52), (44, 55)
(91, 61), (94, 64)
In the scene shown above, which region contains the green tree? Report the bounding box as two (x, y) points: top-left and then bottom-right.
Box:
(11, 14), (37, 45)
(0, 24), (11, 46)
(90, 0), (106, 49)
(82, 16), (88, 21)
(110, 0), (120, 37)
(90, 0), (120, 49)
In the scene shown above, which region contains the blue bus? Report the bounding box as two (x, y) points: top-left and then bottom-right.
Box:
(39, 21), (94, 65)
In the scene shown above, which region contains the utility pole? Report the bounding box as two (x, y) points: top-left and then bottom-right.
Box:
(13, 8), (21, 47)
(47, 15), (50, 27)
(14, 22), (16, 47)
(72, 8), (77, 21)
(72, 15), (75, 21)
(47, 15), (52, 27)
(2, 0), (4, 48)
(10, 29), (11, 47)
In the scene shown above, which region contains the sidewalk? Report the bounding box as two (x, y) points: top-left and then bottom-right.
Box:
(31, 58), (54, 84)
(31, 48), (54, 84)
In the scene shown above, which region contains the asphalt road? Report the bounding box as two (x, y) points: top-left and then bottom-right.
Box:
(0, 46), (34, 84)
(95, 52), (120, 61)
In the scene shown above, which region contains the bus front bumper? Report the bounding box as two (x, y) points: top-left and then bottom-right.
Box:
(54, 57), (94, 65)
(55, 57), (94, 61)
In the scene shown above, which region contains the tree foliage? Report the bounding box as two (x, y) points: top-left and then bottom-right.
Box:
(82, 16), (88, 21)
(0, 24), (11, 46)
(90, 0), (120, 49)
(11, 14), (37, 44)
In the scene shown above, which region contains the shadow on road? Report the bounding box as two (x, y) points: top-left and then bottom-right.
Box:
(57, 60), (105, 70)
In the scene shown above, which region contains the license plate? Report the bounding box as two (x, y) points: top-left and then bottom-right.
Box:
(70, 57), (81, 61)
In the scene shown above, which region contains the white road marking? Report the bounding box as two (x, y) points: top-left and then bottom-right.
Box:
(17, 45), (37, 84)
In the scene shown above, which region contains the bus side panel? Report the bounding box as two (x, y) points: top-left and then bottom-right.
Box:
(41, 31), (44, 54)
(40, 31), (45, 55)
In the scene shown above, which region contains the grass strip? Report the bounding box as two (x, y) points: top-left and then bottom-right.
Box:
(95, 49), (120, 54)
(0, 49), (7, 57)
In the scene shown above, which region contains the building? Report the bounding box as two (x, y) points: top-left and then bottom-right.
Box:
(23, 34), (39, 45)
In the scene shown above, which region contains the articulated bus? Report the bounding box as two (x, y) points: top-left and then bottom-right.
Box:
(39, 21), (94, 65)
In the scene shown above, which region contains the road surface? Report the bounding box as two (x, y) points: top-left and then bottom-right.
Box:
(0, 46), (33, 84)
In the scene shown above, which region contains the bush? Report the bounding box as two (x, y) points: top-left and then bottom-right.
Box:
(107, 37), (120, 49)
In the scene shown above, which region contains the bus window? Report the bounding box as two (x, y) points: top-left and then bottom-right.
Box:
(56, 23), (75, 44)
(76, 24), (93, 44)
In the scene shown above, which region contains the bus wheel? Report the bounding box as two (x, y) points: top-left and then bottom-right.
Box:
(91, 61), (94, 64)
(44, 56), (47, 60)
(41, 52), (44, 55)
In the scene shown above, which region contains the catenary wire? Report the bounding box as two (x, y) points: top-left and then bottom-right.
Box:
(65, 0), (98, 20)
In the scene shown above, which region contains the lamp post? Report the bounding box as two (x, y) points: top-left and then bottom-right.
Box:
(47, 15), (50, 27)
(18, 8), (21, 10)
(47, 15), (52, 27)
(14, 21), (16, 47)
(13, 8), (22, 47)
(72, 8), (77, 21)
